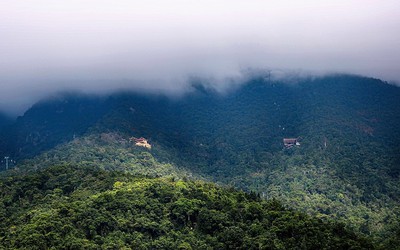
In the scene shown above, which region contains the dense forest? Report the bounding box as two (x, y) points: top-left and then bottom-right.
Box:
(0, 165), (374, 249)
(0, 74), (399, 248)
(0, 113), (12, 129)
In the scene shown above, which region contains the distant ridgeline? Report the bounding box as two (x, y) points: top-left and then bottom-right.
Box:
(0, 74), (399, 246)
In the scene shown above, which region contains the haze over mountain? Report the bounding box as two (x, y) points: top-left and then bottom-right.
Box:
(0, 74), (399, 248)
(1, 1), (400, 249)
(1, 1), (400, 114)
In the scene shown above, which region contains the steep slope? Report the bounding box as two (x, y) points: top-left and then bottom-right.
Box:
(0, 113), (13, 165)
(0, 94), (109, 159)
(0, 165), (373, 249)
(0, 74), (399, 240)
(0, 113), (12, 128)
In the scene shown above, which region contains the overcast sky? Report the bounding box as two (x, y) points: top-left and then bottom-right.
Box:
(0, 0), (399, 114)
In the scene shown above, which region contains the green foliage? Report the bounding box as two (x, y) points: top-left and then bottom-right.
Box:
(0, 74), (399, 245)
(0, 165), (373, 249)
(14, 133), (191, 181)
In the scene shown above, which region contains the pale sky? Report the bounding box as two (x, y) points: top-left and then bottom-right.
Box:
(0, 0), (399, 113)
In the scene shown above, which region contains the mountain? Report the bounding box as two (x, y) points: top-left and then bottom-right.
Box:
(0, 94), (109, 159)
(0, 113), (12, 129)
(0, 74), (399, 246)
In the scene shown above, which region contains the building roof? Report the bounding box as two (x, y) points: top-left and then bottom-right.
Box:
(283, 138), (297, 143)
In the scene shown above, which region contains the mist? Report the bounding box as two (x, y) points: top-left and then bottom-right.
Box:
(1, 0), (399, 114)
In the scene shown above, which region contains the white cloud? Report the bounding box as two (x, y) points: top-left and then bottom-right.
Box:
(0, 0), (399, 113)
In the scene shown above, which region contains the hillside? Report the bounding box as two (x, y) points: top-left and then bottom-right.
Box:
(0, 165), (373, 249)
(0, 113), (12, 129)
(0, 74), (399, 244)
(0, 94), (109, 159)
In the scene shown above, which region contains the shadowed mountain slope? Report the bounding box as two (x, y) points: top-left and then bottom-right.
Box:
(0, 74), (399, 243)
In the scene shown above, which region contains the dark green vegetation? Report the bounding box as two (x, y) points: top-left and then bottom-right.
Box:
(0, 113), (12, 129)
(0, 94), (109, 159)
(0, 74), (399, 247)
(0, 165), (373, 249)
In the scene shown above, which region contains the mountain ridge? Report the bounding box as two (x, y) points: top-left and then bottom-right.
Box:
(0, 74), (399, 245)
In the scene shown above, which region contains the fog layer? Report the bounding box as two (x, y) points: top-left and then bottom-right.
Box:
(1, 0), (399, 114)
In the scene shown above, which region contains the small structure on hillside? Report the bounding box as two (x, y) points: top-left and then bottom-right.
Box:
(283, 138), (300, 148)
(130, 137), (152, 149)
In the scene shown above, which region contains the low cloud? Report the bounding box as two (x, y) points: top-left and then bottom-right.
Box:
(1, 0), (399, 114)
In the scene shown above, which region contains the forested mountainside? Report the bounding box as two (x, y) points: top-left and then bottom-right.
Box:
(0, 74), (399, 246)
(0, 113), (12, 129)
(0, 165), (374, 249)
(0, 94), (109, 159)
